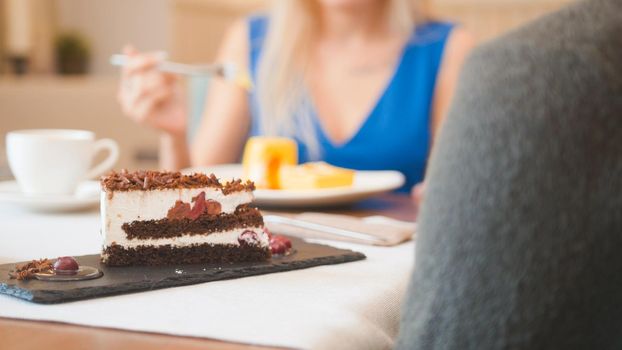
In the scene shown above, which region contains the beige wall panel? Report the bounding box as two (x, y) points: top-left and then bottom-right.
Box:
(170, 0), (575, 61)
(431, 0), (574, 42)
(171, 0), (267, 62)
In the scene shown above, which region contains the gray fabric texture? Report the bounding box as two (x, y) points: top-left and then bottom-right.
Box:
(396, 0), (622, 349)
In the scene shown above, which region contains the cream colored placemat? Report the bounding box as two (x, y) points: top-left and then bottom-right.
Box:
(267, 212), (416, 246)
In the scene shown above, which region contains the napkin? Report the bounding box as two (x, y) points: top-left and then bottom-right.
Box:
(266, 212), (415, 246)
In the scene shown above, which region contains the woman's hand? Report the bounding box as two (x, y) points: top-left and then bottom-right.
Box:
(117, 46), (187, 137)
(411, 182), (425, 220)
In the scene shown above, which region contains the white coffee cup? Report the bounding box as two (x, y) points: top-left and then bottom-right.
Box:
(6, 129), (119, 195)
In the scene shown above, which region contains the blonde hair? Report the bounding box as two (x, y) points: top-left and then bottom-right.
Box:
(256, 0), (424, 159)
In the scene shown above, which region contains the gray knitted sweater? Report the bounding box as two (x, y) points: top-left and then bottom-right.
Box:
(396, 0), (622, 349)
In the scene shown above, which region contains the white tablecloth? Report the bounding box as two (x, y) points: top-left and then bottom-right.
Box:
(0, 203), (415, 350)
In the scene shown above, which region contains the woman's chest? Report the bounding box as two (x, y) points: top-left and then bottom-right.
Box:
(309, 70), (392, 136)
(306, 40), (405, 145)
(300, 95), (432, 174)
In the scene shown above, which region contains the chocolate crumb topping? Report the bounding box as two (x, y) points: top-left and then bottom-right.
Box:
(222, 178), (256, 194)
(9, 258), (54, 280)
(100, 170), (255, 193)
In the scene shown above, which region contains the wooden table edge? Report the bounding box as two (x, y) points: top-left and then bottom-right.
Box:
(0, 316), (288, 350)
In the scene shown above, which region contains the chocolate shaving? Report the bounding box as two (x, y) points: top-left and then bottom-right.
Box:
(9, 258), (54, 280)
(101, 170), (255, 194)
(143, 176), (149, 189)
(222, 179), (256, 194)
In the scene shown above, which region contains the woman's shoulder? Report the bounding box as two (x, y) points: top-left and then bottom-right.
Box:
(408, 20), (457, 46)
(216, 13), (277, 63)
(417, 20), (455, 30)
(247, 13), (270, 40)
(247, 13), (269, 26)
(244, 13), (271, 56)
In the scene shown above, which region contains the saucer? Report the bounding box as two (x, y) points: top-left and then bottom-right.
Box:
(35, 266), (103, 281)
(0, 180), (100, 212)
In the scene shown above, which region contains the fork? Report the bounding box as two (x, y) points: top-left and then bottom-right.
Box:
(109, 54), (253, 91)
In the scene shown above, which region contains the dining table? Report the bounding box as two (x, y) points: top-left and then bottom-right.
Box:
(0, 193), (416, 350)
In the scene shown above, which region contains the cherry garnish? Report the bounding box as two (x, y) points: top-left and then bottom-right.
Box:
(53, 256), (79, 275)
(269, 234), (292, 255)
(167, 192), (222, 220)
(270, 240), (287, 255)
(272, 235), (292, 249)
(238, 230), (260, 246)
(167, 200), (191, 220)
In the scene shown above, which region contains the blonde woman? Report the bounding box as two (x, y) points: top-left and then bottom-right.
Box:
(118, 0), (472, 193)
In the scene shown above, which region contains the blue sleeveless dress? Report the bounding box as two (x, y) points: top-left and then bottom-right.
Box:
(248, 16), (454, 192)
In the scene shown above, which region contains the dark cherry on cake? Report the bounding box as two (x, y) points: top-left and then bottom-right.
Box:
(236, 227), (293, 256)
(167, 192), (222, 221)
(270, 236), (292, 255)
(238, 230), (261, 246)
(264, 227), (293, 256)
(53, 256), (80, 275)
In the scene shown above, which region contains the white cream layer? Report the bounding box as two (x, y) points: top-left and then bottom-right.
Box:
(101, 187), (254, 248)
(103, 187), (252, 222)
(106, 227), (268, 248)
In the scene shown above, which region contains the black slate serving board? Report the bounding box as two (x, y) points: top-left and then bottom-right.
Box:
(0, 238), (365, 304)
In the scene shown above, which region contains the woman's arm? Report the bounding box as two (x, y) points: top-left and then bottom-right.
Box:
(190, 19), (251, 166)
(116, 46), (190, 171)
(160, 133), (191, 170)
(431, 27), (474, 137)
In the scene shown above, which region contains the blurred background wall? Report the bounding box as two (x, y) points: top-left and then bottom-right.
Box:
(0, 0), (573, 175)
(56, 0), (170, 75)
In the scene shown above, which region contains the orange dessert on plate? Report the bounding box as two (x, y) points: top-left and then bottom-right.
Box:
(242, 137), (297, 189)
(279, 162), (354, 190)
(242, 137), (355, 190)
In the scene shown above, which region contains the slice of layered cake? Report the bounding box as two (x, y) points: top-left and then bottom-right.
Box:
(100, 170), (271, 266)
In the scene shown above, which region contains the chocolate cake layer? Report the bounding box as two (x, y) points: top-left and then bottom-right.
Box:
(101, 169), (255, 194)
(122, 206), (264, 239)
(102, 243), (271, 266)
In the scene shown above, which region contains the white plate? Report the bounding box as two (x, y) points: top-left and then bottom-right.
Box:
(0, 180), (100, 212)
(184, 164), (405, 208)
